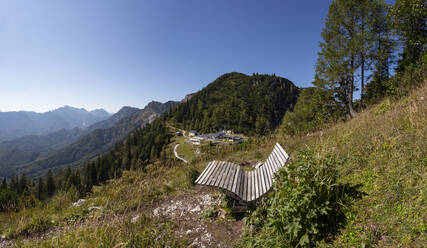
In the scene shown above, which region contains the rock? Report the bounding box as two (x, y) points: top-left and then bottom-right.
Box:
(72, 199), (86, 207)
(1, 235), (5, 239)
(131, 215), (140, 223)
(153, 208), (159, 217)
(88, 206), (102, 211)
(190, 205), (201, 213)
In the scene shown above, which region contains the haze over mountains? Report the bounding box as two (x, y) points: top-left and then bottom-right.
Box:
(0, 106), (111, 142)
(0, 101), (178, 178)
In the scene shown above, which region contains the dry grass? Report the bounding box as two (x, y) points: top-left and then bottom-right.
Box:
(279, 83), (427, 247)
(2, 83), (425, 247)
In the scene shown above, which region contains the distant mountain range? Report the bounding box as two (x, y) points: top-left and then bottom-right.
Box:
(0, 101), (178, 178)
(0, 106), (111, 142)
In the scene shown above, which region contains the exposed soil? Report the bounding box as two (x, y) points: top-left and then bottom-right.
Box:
(239, 160), (261, 169)
(150, 186), (245, 248)
(1, 186), (246, 248)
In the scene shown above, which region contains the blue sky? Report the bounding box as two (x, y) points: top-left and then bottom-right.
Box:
(0, 1), (358, 113)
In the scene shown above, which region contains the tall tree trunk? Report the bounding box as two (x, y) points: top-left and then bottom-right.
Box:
(349, 56), (356, 117)
(361, 53), (365, 108)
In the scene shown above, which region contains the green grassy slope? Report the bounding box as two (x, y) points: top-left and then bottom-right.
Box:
(277, 82), (426, 247)
(1, 83), (425, 247)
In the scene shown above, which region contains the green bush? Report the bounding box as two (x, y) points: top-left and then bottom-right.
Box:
(186, 167), (200, 186)
(243, 149), (360, 247)
(281, 88), (340, 136)
(0, 188), (20, 212)
(13, 215), (53, 238)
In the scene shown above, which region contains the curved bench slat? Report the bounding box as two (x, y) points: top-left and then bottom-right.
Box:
(195, 143), (289, 203)
(197, 161), (214, 184)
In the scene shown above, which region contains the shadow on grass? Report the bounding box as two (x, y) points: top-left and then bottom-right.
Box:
(321, 183), (367, 242)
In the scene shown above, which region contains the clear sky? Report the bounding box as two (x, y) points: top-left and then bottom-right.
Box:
(1, 1), (335, 113)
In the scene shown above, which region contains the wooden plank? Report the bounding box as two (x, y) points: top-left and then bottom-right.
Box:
(259, 165), (267, 196)
(217, 162), (229, 188)
(230, 164), (240, 191)
(273, 146), (285, 165)
(232, 167), (241, 195)
(214, 161), (228, 187)
(274, 145), (287, 166)
(204, 161), (221, 186)
(196, 161), (214, 184)
(209, 161), (225, 186)
(260, 167), (267, 196)
(264, 158), (273, 188)
(276, 143), (289, 160)
(248, 171), (253, 201)
(221, 162), (234, 189)
(229, 164), (239, 192)
(254, 169), (259, 200)
(251, 171), (256, 201)
(247, 171), (252, 202)
(269, 156), (279, 182)
(242, 170), (248, 201)
(277, 146), (289, 166)
(201, 161), (219, 185)
(264, 163), (271, 192)
(277, 149), (286, 168)
(267, 155), (278, 174)
(270, 151), (280, 173)
(256, 167), (264, 196)
(272, 147), (285, 169)
(239, 170), (245, 200)
(236, 170), (242, 199)
(224, 162), (236, 191)
(256, 169), (262, 199)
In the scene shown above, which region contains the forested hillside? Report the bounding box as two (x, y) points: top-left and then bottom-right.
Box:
(0, 0), (424, 246)
(163, 72), (299, 135)
(0, 101), (177, 178)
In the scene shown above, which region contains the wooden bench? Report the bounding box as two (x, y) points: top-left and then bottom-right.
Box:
(195, 143), (289, 202)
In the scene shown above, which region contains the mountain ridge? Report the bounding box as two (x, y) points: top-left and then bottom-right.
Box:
(0, 101), (178, 178)
(0, 106), (111, 142)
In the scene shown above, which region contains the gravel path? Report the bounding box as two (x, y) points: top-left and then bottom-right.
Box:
(174, 144), (188, 163)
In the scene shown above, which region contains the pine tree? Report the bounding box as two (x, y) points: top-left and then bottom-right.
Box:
(316, 0), (393, 115)
(19, 173), (28, 195)
(10, 176), (18, 192)
(46, 170), (56, 197)
(391, 0), (426, 71)
(316, 0), (359, 117)
(366, 0), (396, 101)
(1, 178), (6, 189)
(37, 177), (45, 200)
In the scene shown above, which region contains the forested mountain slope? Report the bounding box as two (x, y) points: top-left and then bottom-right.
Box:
(59, 72), (300, 188)
(2, 79), (425, 248)
(163, 72), (299, 135)
(0, 107), (140, 172)
(0, 102), (177, 178)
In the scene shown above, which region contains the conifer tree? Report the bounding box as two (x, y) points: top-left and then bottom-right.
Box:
(316, 0), (394, 115)
(366, 0), (396, 101)
(10, 176), (18, 192)
(46, 170), (56, 197)
(19, 173), (28, 194)
(37, 177), (44, 200)
(392, 0), (426, 71)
